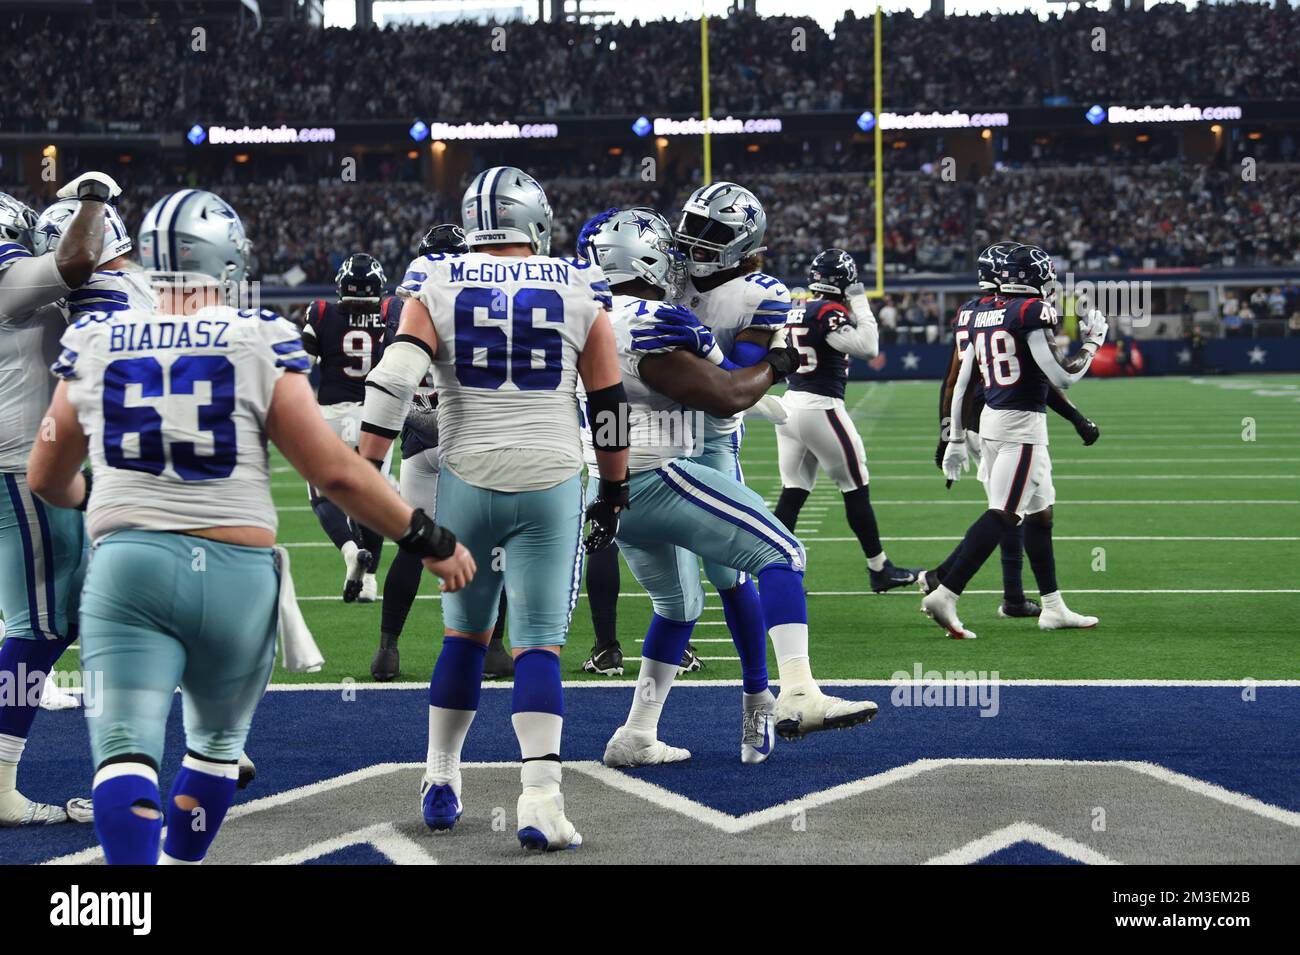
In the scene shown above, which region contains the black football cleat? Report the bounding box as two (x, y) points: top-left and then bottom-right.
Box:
(582, 643), (624, 676)
(371, 633), (400, 682)
(678, 644), (705, 675)
(870, 560), (921, 593)
(483, 638), (515, 680)
(998, 598), (1042, 618)
(237, 752), (257, 790)
(343, 548), (371, 603)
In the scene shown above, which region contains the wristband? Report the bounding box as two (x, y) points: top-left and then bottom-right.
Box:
(397, 508), (457, 560)
(598, 476), (630, 509)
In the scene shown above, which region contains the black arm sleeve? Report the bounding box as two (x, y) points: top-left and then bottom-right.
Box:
(586, 382), (630, 452)
(1046, 386), (1085, 426)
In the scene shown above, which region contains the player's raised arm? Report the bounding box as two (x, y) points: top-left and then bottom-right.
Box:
(1027, 308), (1108, 390)
(270, 371), (473, 590)
(358, 294), (437, 465)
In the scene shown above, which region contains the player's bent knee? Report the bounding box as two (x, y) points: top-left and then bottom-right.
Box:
(1029, 506), (1053, 526)
(991, 508), (1021, 527)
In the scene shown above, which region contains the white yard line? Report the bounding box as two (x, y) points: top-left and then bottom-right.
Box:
(292, 587), (1298, 602)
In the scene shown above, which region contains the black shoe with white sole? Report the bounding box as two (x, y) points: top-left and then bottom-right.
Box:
(869, 560), (921, 593)
(998, 598), (1042, 618)
(582, 643), (624, 676)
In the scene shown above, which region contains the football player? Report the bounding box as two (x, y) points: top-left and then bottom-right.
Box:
(26, 188), (472, 864)
(924, 244), (1106, 639)
(33, 193), (155, 319)
(668, 182), (799, 700)
(0, 173), (118, 828)
(587, 210), (879, 765)
(921, 242), (1102, 618)
(358, 167), (629, 851)
(771, 248), (923, 591)
(371, 224), (514, 683)
(300, 253), (400, 602)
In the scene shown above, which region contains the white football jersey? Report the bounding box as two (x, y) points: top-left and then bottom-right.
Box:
(582, 294), (701, 475)
(53, 306), (310, 542)
(397, 250), (610, 492)
(673, 269), (790, 438)
(65, 266), (158, 320)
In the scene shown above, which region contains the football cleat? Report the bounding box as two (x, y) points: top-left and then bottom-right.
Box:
(342, 548), (370, 603)
(517, 789), (582, 852)
(870, 559), (921, 593)
(358, 573), (378, 603)
(917, 568), (941, 595)
(237, 752), (257, 790)
(581, 643), (624, 676)
(483, 639), (515, 680)
(371, 633), (400, 682)
(998, 598), (1042, 618)
(603, 726), (691, 767)
(773, 686), (878, 739)
(39, 673), (80, 710)
(921, 586), (978, 640)
(65, 797), (93, 824)
(1038, 601), (1099, 631)
(678, 644), (704, 675)
(741, 690), (776, 764)
(0, 796), (69, 827)
(420, 758), (463, 832)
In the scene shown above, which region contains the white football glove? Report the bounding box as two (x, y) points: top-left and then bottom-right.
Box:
(845, 281), (876, 326)
(942, 439), (970, 483)
(745, 393), (789, 425)
(1079, 309), (1109, 349)
(56, 171), (123, 201)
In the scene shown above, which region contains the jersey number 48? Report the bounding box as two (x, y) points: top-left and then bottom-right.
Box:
(971, 328), (1021, 387)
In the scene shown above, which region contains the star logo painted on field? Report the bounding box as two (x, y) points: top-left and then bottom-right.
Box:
(901, 351), (920, 370)
(1247, 346), (1267, 365)
(1176, 348), (1192, 365)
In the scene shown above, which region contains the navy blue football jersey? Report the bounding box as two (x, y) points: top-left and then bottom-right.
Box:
(785, 298), (853, 400)
(950, 293), (995, 429)
(302, 295), (401, 404)
(964, 294), (1057, 413)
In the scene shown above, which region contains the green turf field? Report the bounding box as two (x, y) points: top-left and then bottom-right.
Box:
(84, 374), (1300, 684)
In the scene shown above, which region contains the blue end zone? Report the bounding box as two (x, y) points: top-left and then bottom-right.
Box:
(975, 842), (1084, 865)
(6, 685), (1298, 865)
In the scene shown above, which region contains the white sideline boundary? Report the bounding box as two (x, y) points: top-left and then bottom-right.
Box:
(258, 678), (1300, 691)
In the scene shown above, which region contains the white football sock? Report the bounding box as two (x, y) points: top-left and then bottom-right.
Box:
(520, 758), (561, 795)
(624, 658), (678, 736)
(867, 552), (887, 572)
(1041, 591), (1064, 610)
(770, 622), (816, 691)
(341, 540), (359, 563)
(511, 711), (563, 760)
(425, 705), (476, 783)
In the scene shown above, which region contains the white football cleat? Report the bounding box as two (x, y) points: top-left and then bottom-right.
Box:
(39, 674), (80, 710)
(517, 789), (582, 851)
(65, 797), (93, 823)
(342, 546), (369, 603)
(0, 793), (70, 827)
(1038, 597), (1098, 631)
(921, 585), (978, 640)
(358, 573), (378, 603)
(741, 690), (776, 764)
(773, 686), (878, 739)
(602, 726), (690, 767)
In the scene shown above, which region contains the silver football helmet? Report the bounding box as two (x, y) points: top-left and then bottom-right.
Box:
(461, 166), (553, 255)
(137, 189), (250, 286)
(675, 181), (768, 278)
(587, 208), (684, 298)
(0, 192), (38, 251)
(33, 199), (133, 266)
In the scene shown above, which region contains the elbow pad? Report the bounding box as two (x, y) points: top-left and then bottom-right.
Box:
(586, 382), (630, 453)
(363, 337), (432, 439)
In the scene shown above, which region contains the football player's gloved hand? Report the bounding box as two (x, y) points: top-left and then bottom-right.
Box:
(584, 477), (630, 552)
(942, 438), (969, 483)
(56, 171), (122, 202)
(629, 303), (722, 362)
(763, 325), (801, 378)
(577, 207), (620, 260)
(1080, 309), (1109, 350)
(845, 282), (874, 326)
(1075, 417), (1100, 446)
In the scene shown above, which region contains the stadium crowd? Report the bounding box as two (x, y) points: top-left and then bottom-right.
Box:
(6, 162), (1298, 283)
(3, 3), (1298, 126)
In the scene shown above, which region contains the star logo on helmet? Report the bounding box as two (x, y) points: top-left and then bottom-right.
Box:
(740, 204), (758, 224)
(629, 214), (655, 237)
